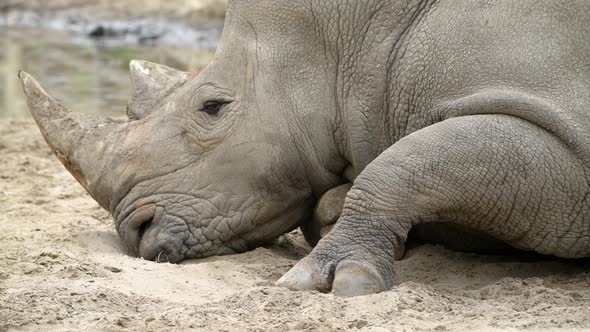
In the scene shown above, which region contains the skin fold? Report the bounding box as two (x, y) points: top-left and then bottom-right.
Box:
(20, 0), (590, 297)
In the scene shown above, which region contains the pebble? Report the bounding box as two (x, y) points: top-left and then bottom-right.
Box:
(104, 266), (122, 273)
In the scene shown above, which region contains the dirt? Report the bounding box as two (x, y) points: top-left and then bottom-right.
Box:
(1, 119), (590, 331)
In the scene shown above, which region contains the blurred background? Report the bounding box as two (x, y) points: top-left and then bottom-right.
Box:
(0, 0), (226, 118)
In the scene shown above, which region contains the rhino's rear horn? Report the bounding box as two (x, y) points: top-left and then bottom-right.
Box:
(127, 60), (189, 120)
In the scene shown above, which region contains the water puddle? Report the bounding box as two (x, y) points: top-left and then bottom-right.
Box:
(0, 27), (217, 119)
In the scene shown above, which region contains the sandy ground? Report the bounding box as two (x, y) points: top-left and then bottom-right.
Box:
(1, 119), (590, 331)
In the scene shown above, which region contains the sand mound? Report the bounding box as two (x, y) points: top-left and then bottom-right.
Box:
(1, 119), (590, 331)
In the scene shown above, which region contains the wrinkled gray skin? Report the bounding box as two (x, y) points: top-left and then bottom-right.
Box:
(20, 0), (590, 297)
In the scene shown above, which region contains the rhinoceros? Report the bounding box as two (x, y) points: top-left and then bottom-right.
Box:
(19, 0), (590, 297)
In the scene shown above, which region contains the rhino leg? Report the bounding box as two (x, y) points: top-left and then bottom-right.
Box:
(300, 183), (350, 247)
(302, 186), (512, 258)
(278, 114), (590, 297)
(301, 183), (407, 260)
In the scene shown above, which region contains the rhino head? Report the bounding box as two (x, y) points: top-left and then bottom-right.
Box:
(19, 0), (347, 262)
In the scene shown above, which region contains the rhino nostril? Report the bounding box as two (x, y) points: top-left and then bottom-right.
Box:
(136, 218), (153, 250)
(123, 205), (176, 262)
(124, 205), (157, 256)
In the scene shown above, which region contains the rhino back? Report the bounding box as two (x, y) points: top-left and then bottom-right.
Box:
(347, 0), (590, 171)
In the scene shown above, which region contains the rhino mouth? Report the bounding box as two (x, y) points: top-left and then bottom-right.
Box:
(113, 192), (314, 263)
(113, 193), (259, 262)
(119, 203), (197, 263)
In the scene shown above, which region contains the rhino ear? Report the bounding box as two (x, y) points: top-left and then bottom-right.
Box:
(127, 60), (190, 120)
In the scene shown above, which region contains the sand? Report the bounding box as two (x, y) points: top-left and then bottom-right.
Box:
(1, 119), (590, 331)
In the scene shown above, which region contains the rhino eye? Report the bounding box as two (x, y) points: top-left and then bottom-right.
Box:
(201, 100), (224, 115)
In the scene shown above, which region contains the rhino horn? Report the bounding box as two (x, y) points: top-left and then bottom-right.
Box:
(127, 60), (189, 119)
(18, 70), (126, 210)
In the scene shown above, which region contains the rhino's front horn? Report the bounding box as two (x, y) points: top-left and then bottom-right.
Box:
(127, 60), (189, 120)
(18, 70), (127, 210)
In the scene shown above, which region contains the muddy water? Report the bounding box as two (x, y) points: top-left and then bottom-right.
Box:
(0, 28), (216, 119)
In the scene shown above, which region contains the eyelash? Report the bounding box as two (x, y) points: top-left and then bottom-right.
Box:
(200, 100), (226, 115)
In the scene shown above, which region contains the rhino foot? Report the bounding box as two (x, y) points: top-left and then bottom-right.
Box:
(276, 237), (399, 297)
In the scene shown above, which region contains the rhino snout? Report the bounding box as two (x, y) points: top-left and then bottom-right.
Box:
(119, 205), (182, 263)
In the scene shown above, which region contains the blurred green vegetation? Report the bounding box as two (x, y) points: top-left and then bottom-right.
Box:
(0, 28), (215, 119)
(105, 48), (161, 67)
